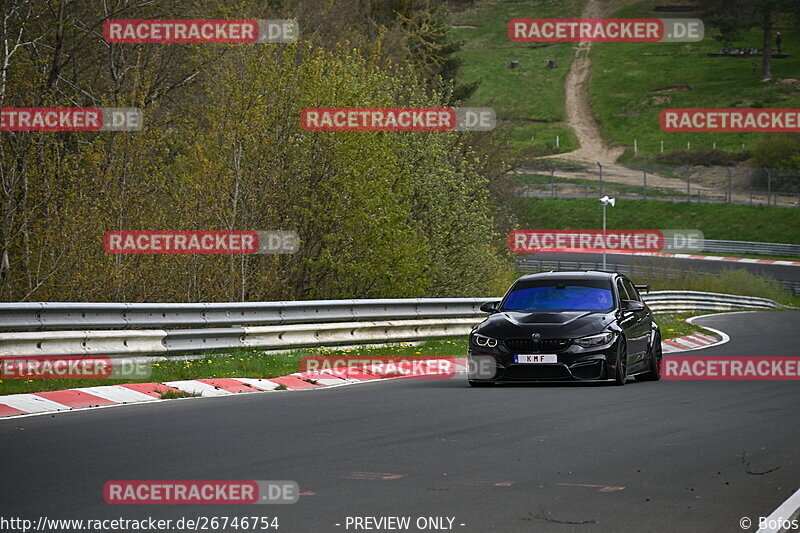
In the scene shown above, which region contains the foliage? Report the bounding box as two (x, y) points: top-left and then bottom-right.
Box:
(0, 0), (513, 301)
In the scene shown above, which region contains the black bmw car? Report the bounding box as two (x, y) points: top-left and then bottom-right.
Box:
(468, 271), (662, 386)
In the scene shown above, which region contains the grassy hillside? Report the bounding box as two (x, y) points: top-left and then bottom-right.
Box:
(590, 1), (800, 162)
(450, 0), (585, 155)
(512, 197), (800, 244)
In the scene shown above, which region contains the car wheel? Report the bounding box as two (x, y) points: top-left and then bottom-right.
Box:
(613, 341), (627, 386)
(638, 331), (662, 381)
(468, 380), (495, 387)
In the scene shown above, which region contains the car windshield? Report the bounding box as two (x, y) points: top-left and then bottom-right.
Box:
(502, 280), (614, 311)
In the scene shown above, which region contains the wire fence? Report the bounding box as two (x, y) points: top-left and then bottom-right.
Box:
(519, 163), (800, 207)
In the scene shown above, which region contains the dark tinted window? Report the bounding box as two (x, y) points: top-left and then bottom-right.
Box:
(616, 279), (630, 302)
(622, 278), (642, 302)
(502, 279), (614, 311)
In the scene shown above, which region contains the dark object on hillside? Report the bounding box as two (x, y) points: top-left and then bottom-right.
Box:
(510, 61), (519, 69)
(652, 5), (698, 13)
(653, 84), (692, 92)
(708, 47), (790, 58)
(546, 59), (557, 69)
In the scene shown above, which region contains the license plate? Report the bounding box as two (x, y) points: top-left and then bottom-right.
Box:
(514, 354), (558, 364)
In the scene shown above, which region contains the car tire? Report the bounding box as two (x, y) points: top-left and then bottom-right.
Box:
(468, 380), (495, 387)
(613, 341), (627, 386)
(638, 331), (662, 381)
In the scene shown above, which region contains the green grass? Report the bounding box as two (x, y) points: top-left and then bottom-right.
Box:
(512, 197), (800, 243)
(653, 312), (706, 338)
(159, 389), (200, 400)
(590, 0), (800, 162)
(635, 269), (797, 306)
(450, 0), (585, 156)
(0, 339), (467, 396)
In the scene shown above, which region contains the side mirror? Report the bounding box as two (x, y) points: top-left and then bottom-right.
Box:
(480, 301), (500, 314)
(621, 300), (645, 312)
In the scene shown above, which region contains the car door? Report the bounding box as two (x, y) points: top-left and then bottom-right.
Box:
(621, 277), (650, 371)
(615, 279), (637, 370)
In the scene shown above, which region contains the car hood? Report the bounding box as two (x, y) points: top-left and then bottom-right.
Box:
(474, 310), (615, 339)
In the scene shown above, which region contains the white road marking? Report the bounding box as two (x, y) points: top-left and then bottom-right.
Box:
(163, 380), (233, 397)
(236, 378), (281, 391)
(757, 488), (800, 533)
(74, 385), (156, 404)
(670, 337), (702, 349)
(0, 394), (71, 413)
(682, 314), (732, 351)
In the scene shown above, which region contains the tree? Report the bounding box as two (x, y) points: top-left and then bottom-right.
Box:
(700, 0), (797, 80)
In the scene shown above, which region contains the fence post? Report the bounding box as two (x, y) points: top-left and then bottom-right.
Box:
(598, 162), (603, 196)
(634, 138), (638, 155)
(766, 168), (772, 206)
(551, 168), (555, 197)
(687, 173), (691, 202)
(660, 140), (664, 153)
(726, 167), (732, 203)
(556, 135), (560, 149)
(643, 168), (648, 199)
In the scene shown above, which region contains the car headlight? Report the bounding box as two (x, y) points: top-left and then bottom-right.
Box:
(472, 333), (498, 348)
(574, 332), (615, 348)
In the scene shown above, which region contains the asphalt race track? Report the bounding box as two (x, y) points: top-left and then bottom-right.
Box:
(531, 252), (800, 283)
(2, 311), (798, 532)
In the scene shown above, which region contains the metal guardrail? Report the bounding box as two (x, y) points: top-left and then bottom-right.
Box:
(517, 258), (800, 296)
(698, 239), (800, 257)
(0, 293), (786, 357)
(641, 290), (781, 313)
(0, 298), (489, 331)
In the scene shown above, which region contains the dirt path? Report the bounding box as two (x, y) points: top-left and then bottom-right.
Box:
(532, 0), (690, 190)
(543, 0), (624, 165)
(518, 0), (796, 206)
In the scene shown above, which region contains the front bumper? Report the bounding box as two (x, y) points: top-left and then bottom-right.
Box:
(468, 342), (619, 382)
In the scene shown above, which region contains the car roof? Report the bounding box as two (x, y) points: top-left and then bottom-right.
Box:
(516, 271), (618, 282)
